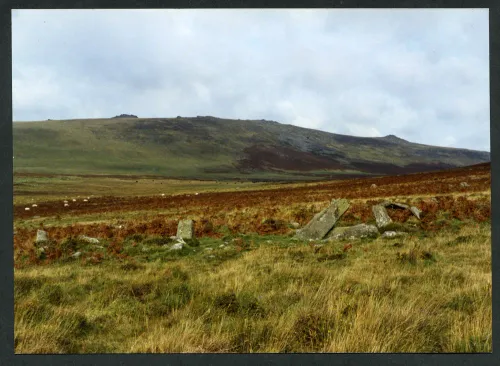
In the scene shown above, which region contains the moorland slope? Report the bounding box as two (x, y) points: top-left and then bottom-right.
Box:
(13, 116), (490, 181)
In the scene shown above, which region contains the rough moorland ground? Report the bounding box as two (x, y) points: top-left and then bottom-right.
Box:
(13, 163), (491, 353)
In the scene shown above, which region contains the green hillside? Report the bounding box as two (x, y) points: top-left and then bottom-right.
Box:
(13, 116), (490, 181)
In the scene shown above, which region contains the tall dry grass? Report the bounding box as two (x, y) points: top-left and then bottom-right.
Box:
(14, 221), (491, 353)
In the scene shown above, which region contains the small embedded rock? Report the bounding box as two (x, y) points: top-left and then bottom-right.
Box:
(170, 242), (184, 251)
(381, 231), (407, 238)
(78, 235), (100, 244)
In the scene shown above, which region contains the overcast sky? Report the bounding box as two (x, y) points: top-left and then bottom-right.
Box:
(12, 9), (490, 151)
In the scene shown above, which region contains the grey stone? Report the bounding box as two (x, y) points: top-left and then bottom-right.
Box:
(295, 199), (350, 240)
(327, 224), (379, 240)
(370, 184), (377, 189)
(381, 231), (407, 238)
(290, 222), (300, 229)
(409, 206), (422, 220)
(35, 229), (49, 243)
(460, 182), (469, 188)
(170, 242), (184, 251)
(71, 251), (82, 258)
(372, 205), (393, 228)
(382, 201), (421, 219)
(78, 235), (100, 244)
(176, 219), (195, 240)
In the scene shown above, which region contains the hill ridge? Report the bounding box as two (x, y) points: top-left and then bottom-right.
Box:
(13, 116), (490, 181)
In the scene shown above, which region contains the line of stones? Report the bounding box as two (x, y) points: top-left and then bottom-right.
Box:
(294, 199), (422, 241)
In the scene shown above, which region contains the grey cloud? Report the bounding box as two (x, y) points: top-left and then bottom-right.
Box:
(12, 9), (490, 152)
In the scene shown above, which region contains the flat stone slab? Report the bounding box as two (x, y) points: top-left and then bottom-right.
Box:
(176, 219), (195, 240)
(295, 199), (350, 240)
(327, 224), (379, 240)
(381, 201), (422, 220)
(372, 205), (393, 228)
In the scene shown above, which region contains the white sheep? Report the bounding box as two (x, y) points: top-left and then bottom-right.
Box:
(64, 203), (69, 207)
(24, 207), (30, 211)
(63, 200), (68, 204)
(32, 204), (38, 207)
(83, 199), (88, 202)
(195, 192), (199, 195)
(72, 199), (76, 202)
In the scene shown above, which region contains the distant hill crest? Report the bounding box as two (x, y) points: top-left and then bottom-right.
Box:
(380, 134), (409, 143)
(112, 114), (138, 119)
(12, 116), (490, 181)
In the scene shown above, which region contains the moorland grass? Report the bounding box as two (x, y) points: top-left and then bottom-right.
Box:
(14, 222), (491, 353)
